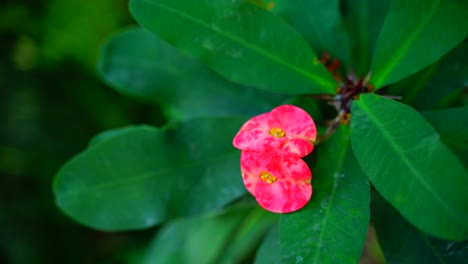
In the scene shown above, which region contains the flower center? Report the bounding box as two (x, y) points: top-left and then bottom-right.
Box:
(269, 127), (285, 138)
(260, 172), (277, 184)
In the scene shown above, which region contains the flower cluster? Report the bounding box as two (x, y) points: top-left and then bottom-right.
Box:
(233, 105), (316, 213)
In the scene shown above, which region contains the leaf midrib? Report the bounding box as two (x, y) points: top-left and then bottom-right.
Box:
(311, 145), (349, 264)
(138, 0), (334, 90)
(57, 151), (239, 198)
(357, 97), (458, 220)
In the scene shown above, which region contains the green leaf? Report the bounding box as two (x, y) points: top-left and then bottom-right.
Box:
(143, 206), (277, 264)
(387, 39), (467, 111)
(351, 94), (468, 240)
(372, 190), (468, 264)
(280, 126), (370, 263)
(273, 0), (351, 66)
(98, 27), (285, 120)
(221, 208), (279, 263)
(371, 0), (468, 87)
(143, 206), (249, 264)
(423, 106), (468, 167)
(342, 0), (391, 74)
(54, 117), (247, 231)
(423, 106), (468, 149)
(87, 127), (130, 147)
(254, 224), (281, 264)
(412, 39), (468, 110)
(129, 0), (337, 95)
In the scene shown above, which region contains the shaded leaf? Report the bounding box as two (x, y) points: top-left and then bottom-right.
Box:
(280, 126), (370, 263)
(218, 207), (278, 263)
(412, 39), (468, 110)
(341, 0), (391, 74)
(387, 39), (468, 110)
(372, 190), (468, 264)
(143, 206), (277, 264)
(54, 117), (247, 231)
(423, 106), (468, 167)
(254, 224), (281, 264)
(273, 0), (351, 66)
(98, 27), (285, 120)
(371, 0), (468, 87)
(351, 94), (468, 240)
(143, 207), (249, 264)
(129, 0), (337, 95)
(423, 106), (468, 149)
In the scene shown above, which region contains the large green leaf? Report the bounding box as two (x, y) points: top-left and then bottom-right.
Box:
(98, 27), (285, 120)
(423, 106), (468, 167)
(273, 0), (351, 66)
(143, 206), (277, 264)
(371, 0), (468, 87)
(280, 126), (370, 263)
(54, 117), (247, 231)
(372, 190), (468, 264)
(341, 0), (391, 74)
(129, 0), (337, 95)
(351, 94), (468, 240)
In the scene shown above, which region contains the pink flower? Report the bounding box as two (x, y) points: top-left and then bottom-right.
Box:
(232, 105), (316, 157)
(240, 150), (312, 213)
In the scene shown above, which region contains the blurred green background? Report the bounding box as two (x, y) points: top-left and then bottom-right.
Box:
(0, 0), (166, 263)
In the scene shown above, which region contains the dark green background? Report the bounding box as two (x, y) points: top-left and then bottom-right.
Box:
(0, 0), (161, 263)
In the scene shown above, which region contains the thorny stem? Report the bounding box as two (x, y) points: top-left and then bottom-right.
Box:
(311, 52), (400, 145)
(314, 116), (341, 145)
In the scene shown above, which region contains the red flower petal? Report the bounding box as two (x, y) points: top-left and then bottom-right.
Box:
(240, 150), (312, 213)
(270, 105), (317, 141)
(233, 105), (316, 157)
(281, 138), (314, 158)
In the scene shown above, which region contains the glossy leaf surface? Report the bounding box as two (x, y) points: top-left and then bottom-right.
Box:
(129, 0), (337, 94)
(371, 0), (468, 87)
(98, 27), (285, 120)
(351, 94), (468, 240)
(280, 126), (370, 263)
(54, 117), (247, 231)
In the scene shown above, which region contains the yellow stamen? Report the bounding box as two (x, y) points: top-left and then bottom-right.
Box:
(340, 113), (351, 125)
(260, 172), (277, 184)
(269, 127), (285, 138)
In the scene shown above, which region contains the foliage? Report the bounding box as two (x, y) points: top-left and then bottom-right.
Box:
(49, 0), (467, 263)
